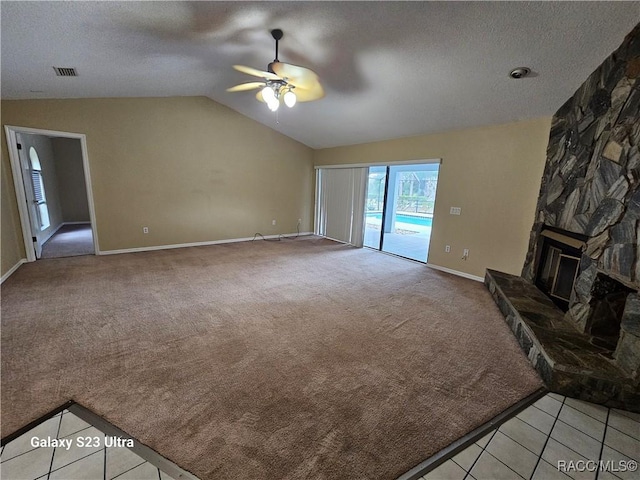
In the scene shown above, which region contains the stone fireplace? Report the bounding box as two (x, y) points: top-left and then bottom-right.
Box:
(486, 23), (640, 411)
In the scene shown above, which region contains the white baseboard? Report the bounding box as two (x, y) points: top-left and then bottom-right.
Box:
(63, 221), (91, 225)
(1, 240), (483, 285)
(1, 259), (27, 284)
(99, 232), (314, 256)
(425, 263), (485, 282)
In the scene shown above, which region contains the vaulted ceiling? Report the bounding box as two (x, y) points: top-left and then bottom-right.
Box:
(2, 1), (639, 148)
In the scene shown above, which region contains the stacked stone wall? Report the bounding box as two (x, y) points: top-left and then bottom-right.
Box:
(523, 23), (640, 377)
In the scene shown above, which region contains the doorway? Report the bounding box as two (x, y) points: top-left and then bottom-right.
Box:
(364, 163), (439, 262)
(5, 125), (99, 261)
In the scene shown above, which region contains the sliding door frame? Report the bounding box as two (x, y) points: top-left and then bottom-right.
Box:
(316, 159), (441, 251)
(374, 166), (391, 251)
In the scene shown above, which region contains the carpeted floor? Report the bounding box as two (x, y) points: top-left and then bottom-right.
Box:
(1, 236), (543, 479)
(40, 223), (94, 259)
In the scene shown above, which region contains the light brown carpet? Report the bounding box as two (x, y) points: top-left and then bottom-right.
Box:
(1, 236), (543, 479)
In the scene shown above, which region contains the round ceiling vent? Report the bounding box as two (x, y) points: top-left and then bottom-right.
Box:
(509, 67), (531, 79)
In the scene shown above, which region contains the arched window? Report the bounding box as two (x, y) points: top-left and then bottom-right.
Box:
(29, 147), (50, 230)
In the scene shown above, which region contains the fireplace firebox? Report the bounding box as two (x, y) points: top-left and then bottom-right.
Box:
(534, 228), (587, 311)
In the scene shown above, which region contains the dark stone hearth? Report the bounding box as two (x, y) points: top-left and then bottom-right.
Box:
(486, 270), (639, 411)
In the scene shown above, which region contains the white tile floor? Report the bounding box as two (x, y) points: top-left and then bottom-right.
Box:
(2, 394), (638, 480)
(0, 410), (180, 480)
(421, 393), (640, 480)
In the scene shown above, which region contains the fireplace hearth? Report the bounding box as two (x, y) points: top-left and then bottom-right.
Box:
(485, 269), (639, 412)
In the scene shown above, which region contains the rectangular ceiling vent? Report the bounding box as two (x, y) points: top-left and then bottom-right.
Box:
(53, 67), (77, 77)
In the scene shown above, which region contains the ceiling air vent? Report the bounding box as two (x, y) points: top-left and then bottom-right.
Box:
(53, 67), (77, 77)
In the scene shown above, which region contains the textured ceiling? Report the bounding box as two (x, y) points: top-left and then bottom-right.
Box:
(2, 1), (639, 148)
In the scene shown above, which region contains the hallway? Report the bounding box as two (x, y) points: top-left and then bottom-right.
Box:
(41, 224), (94, 259)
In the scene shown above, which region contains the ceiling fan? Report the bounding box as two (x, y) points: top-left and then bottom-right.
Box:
(226, 29), (324, 112)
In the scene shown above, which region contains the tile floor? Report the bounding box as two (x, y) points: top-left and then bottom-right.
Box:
(0, 409), (180, 480)
(2, 394), (638, 480)
(421, 393), (640, 480)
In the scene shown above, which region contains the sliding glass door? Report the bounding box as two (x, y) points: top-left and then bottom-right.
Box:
(364, 163), (439, 263)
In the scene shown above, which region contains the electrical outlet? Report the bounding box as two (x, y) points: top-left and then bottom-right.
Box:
(450, 207), (462, 215)
(463, 248), (469, 259)
(298, 218), (302, 225)
(445, 245), (451, 253)
(272, 219), (276, 226)
(142, 227), (149, 234)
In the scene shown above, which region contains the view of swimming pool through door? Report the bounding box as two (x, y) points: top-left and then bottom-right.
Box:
(363, 163), (439, 262)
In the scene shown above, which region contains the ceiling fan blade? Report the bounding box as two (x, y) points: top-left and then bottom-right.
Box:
(233, 65), (280, 81)
(291, 82), (325, 102)
(226, 82), (265, 92)
(271, 62), (320, 90)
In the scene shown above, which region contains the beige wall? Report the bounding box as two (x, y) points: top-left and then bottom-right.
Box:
(314, 117), (552, 278)
(51, 137), (90, 223)
(1, 96), (549, 281)
(1, 97), (314, 275)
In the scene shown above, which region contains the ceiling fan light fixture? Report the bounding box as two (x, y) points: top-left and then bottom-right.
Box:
(262, 85), (276, 102)
(267, 98), (280, 112)
(284, 90), (297, 108)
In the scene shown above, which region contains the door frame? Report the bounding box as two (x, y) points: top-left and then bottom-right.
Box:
(363, 161), (441, 263)
(5, 125), (100, 262)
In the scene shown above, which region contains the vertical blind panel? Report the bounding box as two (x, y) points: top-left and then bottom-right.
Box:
(316, 167), (367, 246)
(323, 168), (352, 242)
